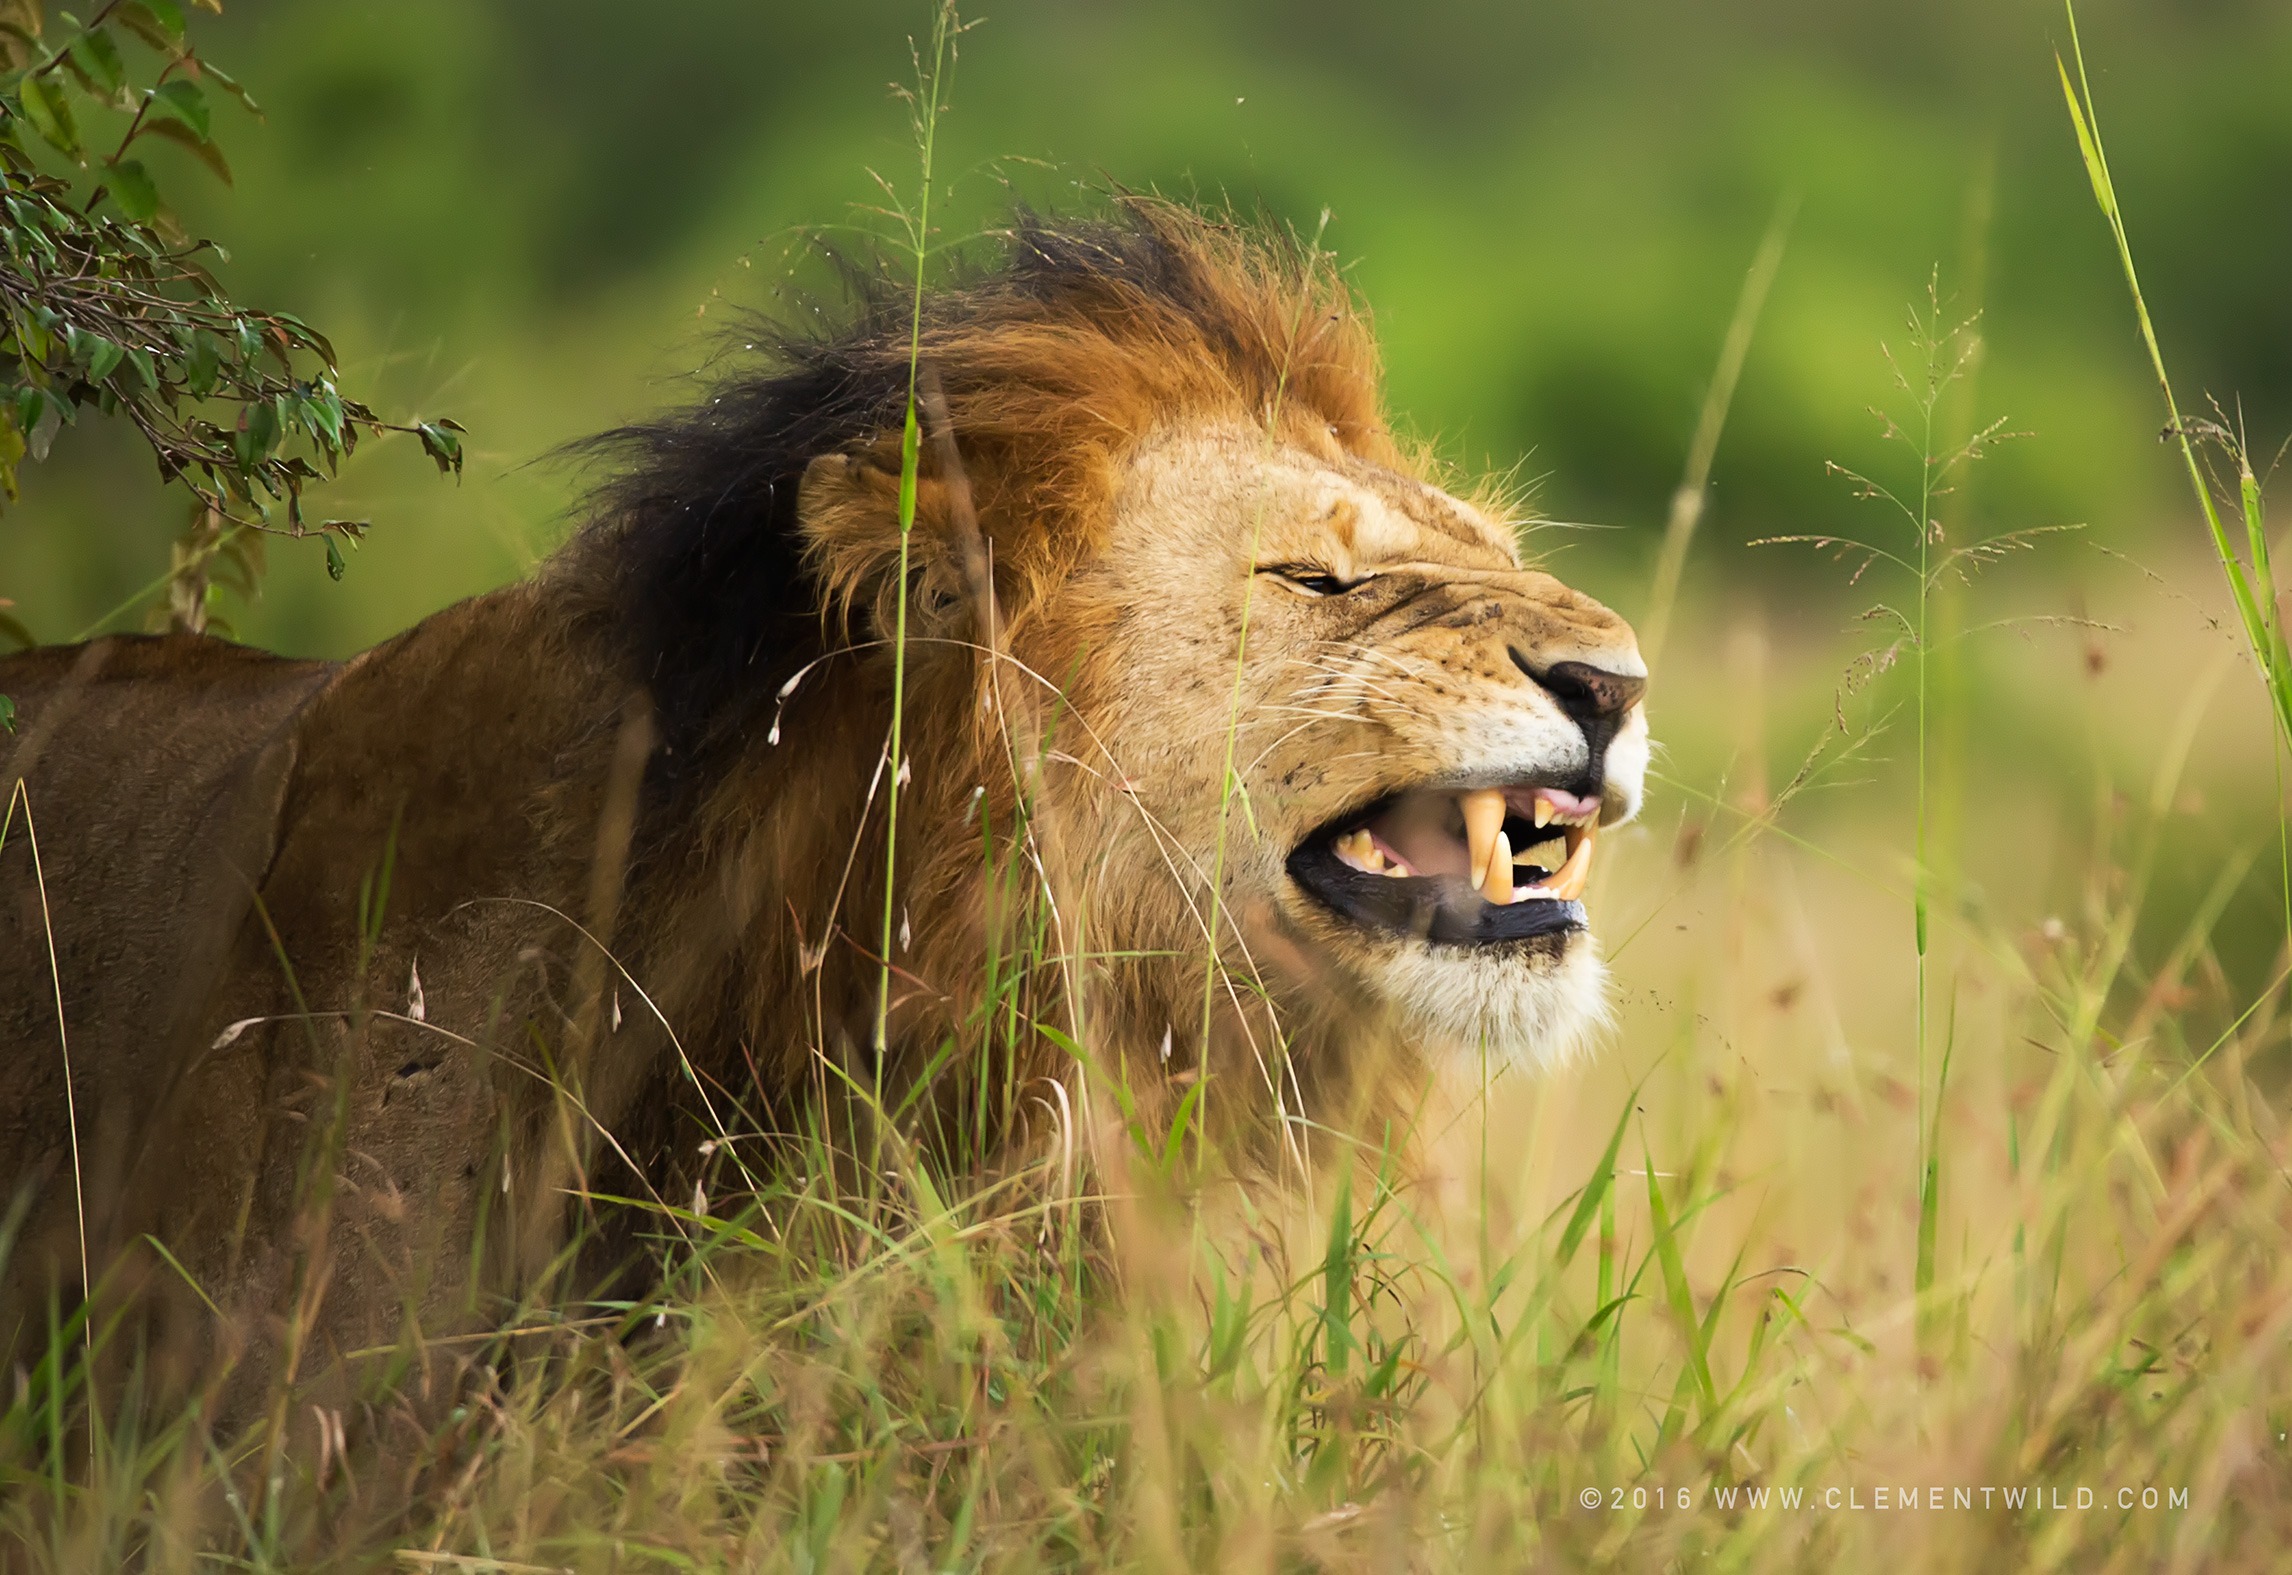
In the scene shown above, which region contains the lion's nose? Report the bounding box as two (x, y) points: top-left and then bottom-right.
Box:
(1510, 651), (1647, 726)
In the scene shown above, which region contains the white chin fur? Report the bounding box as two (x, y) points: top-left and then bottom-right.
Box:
(1374, 933), (1608, 1073)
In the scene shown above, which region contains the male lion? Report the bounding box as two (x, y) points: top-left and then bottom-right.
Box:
(0, 202), (1646, 1397)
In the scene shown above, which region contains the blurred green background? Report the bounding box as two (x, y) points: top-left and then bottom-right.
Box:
(0, 0), (2284, 1017)
(4, 0), (2286, 659)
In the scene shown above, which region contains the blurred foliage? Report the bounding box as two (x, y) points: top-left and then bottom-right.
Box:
(0, 0), (460, 639)
(0, 0), (2283, 659)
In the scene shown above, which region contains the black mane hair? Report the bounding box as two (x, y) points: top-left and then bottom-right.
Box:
(568, 205), (1260, 785)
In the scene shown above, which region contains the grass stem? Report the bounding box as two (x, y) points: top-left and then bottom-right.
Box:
(874, 4), (960, 1096)
(1640, 195), (1795, 676)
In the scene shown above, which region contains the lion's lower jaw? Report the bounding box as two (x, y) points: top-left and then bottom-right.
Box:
(1376, 936), (1610, 1074)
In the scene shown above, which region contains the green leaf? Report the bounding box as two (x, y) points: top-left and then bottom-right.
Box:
(67, 29), (125, 99)
(196, 58), (259, 117)
(0, 695), (15, 733)
(133, 115), (228, 185)
(232, 396), (279, 470)
(23, 387), (67, 460)
(183, 330), (219, 398)
(259, 321), (293, 370)
(18, 76), (81, 157)
(415, 419), (464, 477)
(150, 78), (209, 140)
(322, 534), (345, 581)
(12, 310), (49, 366)
(0, 401), (22, 501)
(103, 155), (158, 220)
(119, 0), (185, 48)
(305, 382), (343, 447)
(269, 310), (336, 367)
(78, 333), (122, 382)
(112, 9), (167, 51)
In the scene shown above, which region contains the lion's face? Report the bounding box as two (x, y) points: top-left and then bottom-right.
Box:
(1075, 425), (1648, 1069)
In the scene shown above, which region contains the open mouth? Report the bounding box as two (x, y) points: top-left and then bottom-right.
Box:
(1284, 784), (1599, 948)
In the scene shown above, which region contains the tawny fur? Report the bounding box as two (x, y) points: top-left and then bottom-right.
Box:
(0, 202), (1645, 1403)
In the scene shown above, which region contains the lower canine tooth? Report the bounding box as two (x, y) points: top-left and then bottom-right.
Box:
(1540, 821), (1597, 901)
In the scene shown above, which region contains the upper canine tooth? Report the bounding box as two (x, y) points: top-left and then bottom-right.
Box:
(1482, 829), (1513, 904)
(1461, 788), (1506, 890)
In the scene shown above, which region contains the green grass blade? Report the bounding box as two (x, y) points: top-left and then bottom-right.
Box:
(1556, 1097), (1634, 1271)
(1320, 1179), (1355, 1381)
(1643, 1141), (1715, 1413)
(2057, 5), (2292, 746)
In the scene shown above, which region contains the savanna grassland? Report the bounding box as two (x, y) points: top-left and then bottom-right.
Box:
(5, 1), (2292, 1570)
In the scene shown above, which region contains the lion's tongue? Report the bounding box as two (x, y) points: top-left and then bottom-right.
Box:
(1366, 792), (1474, 881)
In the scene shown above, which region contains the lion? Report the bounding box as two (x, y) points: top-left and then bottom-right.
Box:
(0, 202), (1647, 1402)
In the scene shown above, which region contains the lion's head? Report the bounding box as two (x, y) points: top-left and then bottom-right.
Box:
(1088, 427), (1648, 1070)
(575, 201), (1647, 1149)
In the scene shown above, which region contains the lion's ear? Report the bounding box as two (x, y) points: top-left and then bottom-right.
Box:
(797, 451), (973, 641)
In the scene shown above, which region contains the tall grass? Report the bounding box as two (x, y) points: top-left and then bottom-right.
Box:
(874, 0), (961, 1084)
(1779, 285), (2016, 1359)
(1637, 193), (1794, 678)
(5, 8), (2292, 1572)
(2058, 0), (2292, 752)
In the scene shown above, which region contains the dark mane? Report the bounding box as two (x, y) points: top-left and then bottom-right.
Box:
(563, 200), (1390, 787)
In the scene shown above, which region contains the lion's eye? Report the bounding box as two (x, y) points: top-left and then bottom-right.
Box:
(1262, 563), (1367, 597)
